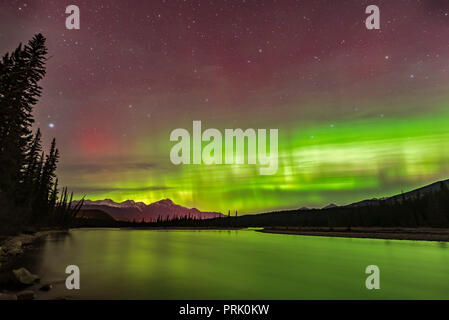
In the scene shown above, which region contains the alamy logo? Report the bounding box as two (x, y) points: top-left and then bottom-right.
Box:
(365, 265), (380, 290)
(170, 121), (278, 175)
(65, 5), (80, 30)
(365, 5), (380, 30)
(65, 265), (80, 290)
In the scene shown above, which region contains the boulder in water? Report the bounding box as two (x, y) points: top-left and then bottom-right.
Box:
(12, 268), (39, 285)
(40, 284), (53, 291)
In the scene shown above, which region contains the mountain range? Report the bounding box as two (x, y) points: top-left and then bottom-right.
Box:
(73, 198), (224, 222)
(342, 179), (449, 208)
(284, 179), (449, 211)
(73, 179), (449, 224)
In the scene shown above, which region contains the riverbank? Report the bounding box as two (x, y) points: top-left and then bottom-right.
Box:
(0, 229), (68, 300)
(0, 230), (67, 260)
(259, 227), (449, 242)
(123, 226), (244, 231)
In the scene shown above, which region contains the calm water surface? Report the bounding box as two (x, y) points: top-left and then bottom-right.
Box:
(15, 229), (449, 300)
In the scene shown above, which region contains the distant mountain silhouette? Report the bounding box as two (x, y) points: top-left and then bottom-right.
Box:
(73, 199), (224, 222)
(304, 179), (449, 210)
(345, 179), (449, 208)
(183, 178), (449, 229)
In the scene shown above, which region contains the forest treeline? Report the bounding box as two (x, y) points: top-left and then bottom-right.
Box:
(0, 34), (82, 235)
(76, 181), (449, 229)
(128, 182), (449, 229)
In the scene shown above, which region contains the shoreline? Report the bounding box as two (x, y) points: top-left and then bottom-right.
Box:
(120, 226), (244, 231)
(258, 227), (449, 242)
(0, 229), (68, 300)
(0, 229), (68, 268)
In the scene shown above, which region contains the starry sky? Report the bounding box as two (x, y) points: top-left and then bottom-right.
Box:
(1, 0), (449, 213)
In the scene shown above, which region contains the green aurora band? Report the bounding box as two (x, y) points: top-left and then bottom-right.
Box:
(64, 96), (449, 214)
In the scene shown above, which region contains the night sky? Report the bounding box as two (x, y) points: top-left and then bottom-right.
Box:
(1, 0), (449, 213)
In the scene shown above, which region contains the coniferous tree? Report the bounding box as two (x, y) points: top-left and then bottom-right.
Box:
(31, 138), (59, 223)
(0, 34), (47, 205)
(23, 129), (42, 184)
(0, 34), (82, 231)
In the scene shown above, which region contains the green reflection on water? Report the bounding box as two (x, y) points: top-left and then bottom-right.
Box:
(27, 229), (449, 300)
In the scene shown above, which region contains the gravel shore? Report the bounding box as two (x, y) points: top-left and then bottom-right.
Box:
(258, 227), (449, 242)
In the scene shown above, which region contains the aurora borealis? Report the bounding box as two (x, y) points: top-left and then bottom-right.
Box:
(1, 0), (449, 213)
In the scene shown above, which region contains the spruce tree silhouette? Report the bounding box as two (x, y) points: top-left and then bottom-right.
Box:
(0, 34), (83, 233)
(0, 34), (47, 203)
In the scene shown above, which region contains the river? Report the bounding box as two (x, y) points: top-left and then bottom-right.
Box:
(12, 228), (449, 299)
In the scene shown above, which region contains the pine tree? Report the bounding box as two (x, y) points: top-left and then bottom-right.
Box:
(18, 129), (42, 205)
(24, 129), (42, 182)
(30, 138), (59, 222)
(0, 34), (82, 231)
(0, 34), (47, 204)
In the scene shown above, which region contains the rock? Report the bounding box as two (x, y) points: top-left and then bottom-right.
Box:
(0, 293), (18, 300)
(12, 268), (39, 285)
(3, 240), (23, 256)
(40, 284), (53, 291)
(7, 247), (23, 256)
(17, 290), (35, 300)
